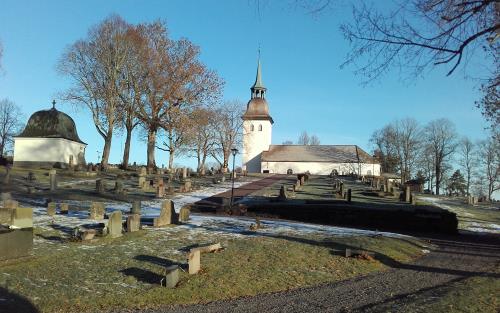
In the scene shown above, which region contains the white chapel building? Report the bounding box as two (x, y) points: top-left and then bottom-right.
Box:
(242, 60), (381, 176)
(13, 102), (87, 168)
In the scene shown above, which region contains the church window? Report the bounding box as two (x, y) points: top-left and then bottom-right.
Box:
(258, 124), (262, 131)
(250, 124), (254, 131)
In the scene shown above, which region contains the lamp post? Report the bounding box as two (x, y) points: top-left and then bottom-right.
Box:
(230, 148), (238, 208)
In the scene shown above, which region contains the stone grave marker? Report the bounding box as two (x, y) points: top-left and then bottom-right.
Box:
(138, 176), (146, 189)
(153, 200), (176, 227)
(3, 199), (18, 209)
(96, 179), (105, 194)
(0, 227), (33, 261)
(11, 207), (33, 228)
(405, 186), (411, 203)
(47, 202), (56, 216)
(126, 214), (141, 232)
(131, 201), (141, 215)
(183, 180), (192, 193)
(89, 202), (105, 220)
(49, 169), (57, 191)
(179, 205), (190, 222)
(277, 185), (287, 201)
(108, 211), (123, 238)
(182, 167), (187, 179)
(80, 229), (96, 241)
(60, 203), (69, 214)
(162, 265), (180, 288)
(187, 249), (201, 274)
(114, 180), (124, 194)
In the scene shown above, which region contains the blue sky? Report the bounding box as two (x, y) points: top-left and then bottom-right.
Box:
(0, 0), (491, 168)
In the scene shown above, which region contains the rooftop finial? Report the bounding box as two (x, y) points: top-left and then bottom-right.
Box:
(52, 100), (56, 109)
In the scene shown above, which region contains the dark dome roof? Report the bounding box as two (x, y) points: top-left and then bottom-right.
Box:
(17, 107), (86, 144)
(242, 98), (273, 123)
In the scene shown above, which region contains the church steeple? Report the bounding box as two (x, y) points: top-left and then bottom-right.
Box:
(251, 55), (266, 99)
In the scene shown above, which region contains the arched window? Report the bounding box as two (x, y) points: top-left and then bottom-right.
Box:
(258, 124), (263, 131)
(250, 124), (254, 131)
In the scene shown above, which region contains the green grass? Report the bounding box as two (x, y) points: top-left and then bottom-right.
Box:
(0, 225), (425, 313)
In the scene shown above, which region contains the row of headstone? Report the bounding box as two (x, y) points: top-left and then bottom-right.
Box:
(467, 195), (478, 205)
(46, 202), (69, 216)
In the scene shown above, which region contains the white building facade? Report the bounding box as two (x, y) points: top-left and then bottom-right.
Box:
(13, 104), (87, 168)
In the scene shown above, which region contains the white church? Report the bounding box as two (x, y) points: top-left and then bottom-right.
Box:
(242, 60), (381, 176)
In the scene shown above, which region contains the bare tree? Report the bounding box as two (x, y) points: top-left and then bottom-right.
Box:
(0, 99), (23, 157)
(212, 100), (244, 172)
(424, 119), (458, 195)
(478, 136), (500, 201)
(418, 143), (436, 192)
(310, 135), (321, 145)
(188, 107), (217, 174)
(370, 125), (399, 173)
(459, 137), (476, 196)
(58, 15), (131, 170)
(393, 118), (422, 184)
(134, 21), (223, 171)
(297, 131), (310, 145)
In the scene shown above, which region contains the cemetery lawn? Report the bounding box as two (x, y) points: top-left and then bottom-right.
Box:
(1, 224), (426, 313)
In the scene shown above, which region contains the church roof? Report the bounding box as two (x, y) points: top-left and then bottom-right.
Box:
(16, 106), (86, 144)
(252, 59), (265, 90)
(261, 145), (378, 163)
(242, 98), (273, 123)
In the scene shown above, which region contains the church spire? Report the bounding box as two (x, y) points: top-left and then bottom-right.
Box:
(251, 52), (266, 99)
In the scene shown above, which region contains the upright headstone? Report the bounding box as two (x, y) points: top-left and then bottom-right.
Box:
(277, 185), (287, 201)
(131, 201), (141, 215)
(179, 205), (190, 222)
(96, 179), (105, 194)
(47, 202), (56, 216)
(49, 169), (57, 191)
(163, 265), (180, 288)
(183, 180), (192, 193)
(126, 214), (140, 232)
(405, 186), (411, 203)
(60, 203), (69, 214)
(89, 202), (105, 220)
(2, 199), (18, 209)
(347, 189), (352, 203)
(182, 167), (187, 179)
(108, 211), (122, 238)
(11, 207), (33, 228)
(138, 176), (146, 189)
(114, 180), (124, 194)
(188, 249), (201, 274)
(153, 200), (176, 227)
(156, 185), (165, 198)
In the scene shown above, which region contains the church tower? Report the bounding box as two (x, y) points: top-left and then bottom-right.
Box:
(242, 57), (274, 173)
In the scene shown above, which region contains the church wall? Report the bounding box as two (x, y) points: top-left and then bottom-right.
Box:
(242, 120), (272, 173)
(13, 137), (86, 168)
(261, 161), (381, 176)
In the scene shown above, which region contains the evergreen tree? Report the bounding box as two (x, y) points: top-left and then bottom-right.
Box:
(447, 170), (466, 196)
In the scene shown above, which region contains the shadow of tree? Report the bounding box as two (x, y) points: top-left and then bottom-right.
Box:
(0, 287), (39, 313)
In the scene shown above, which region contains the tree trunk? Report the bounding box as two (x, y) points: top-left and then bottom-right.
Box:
(168, 148), (175, 170)
(435, 164), (441, 195)
(101, 129), (113, 171)
(147, 128), (157, 170)
(122, 123), (133, 170)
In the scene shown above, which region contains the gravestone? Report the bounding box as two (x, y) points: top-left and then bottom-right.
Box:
(156, 185), (165, 198)
(11, 207), (33, 228)
(188, 249), (201, 274)
(131, 201), (141, 215)
(405, 186), (411, 203)
(108, 211), (122, 238)
(138, 176), (146, 189)
(96, 179), (105, 194)
(89, 202), (105, 220)
(60, 203), (69, 214)
(80, 229), (96, 241)
(153, 200), (176, 227)
(49, 169), (57, 191)
(114, 180), (124, 194)
(47, 202), (56, 216)
(277, 185), (287, 201)
(0, 228), (33, 261)
(126, 214), (140, 232)
(183, 180), (192, 193)
(299, 176), (305, 186)
(347, 189), (352, 203)
(139, 167), (147, 176)
(182, 167), (187, 179)
(179, 205), (190, 222)
(411, 193), (416, 205)
(221, 175), (226, 183)
(162, 265), (180, 288)
(3, 199), (18, 209)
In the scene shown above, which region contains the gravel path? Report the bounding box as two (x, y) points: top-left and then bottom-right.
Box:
(126, 233), (500, 313)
